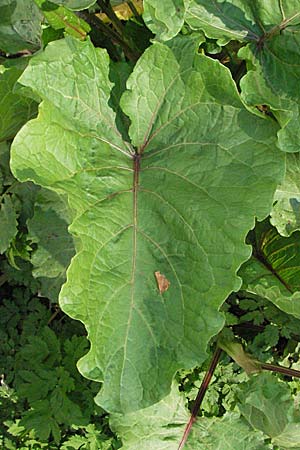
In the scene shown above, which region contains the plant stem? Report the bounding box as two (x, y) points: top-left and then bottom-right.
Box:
(97, 0), (125, 36)
(78, 11), (139, 62)
(97, 0), (140, 61)
(261, 362), (300, 379)
(127, 1), (143, 23)
(178, 347), (222, 450)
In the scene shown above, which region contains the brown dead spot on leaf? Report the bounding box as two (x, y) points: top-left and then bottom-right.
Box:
(154, 271), (170, 294)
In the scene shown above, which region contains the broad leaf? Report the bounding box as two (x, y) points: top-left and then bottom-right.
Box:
(185, 1), (300, 152)
(239, 220), (300, 319)
(271, 153), (300, 236)
(111, 383), (267, 449)
(11, 36), (283, 413)
(143, 0), (189, 41)
(0, 0), (42, 53)
(0, 59), (37, 142)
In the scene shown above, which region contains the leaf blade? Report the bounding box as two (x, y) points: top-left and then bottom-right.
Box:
(11, 37), (284, 413)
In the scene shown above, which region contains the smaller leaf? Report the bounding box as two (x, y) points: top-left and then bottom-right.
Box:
(0, 0), (42, 53)
(34, 0), (91, 40)
(143, 0), (188, 41)
(237, 372), (300, 446)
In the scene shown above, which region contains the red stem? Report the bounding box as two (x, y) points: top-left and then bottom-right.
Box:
(178, 347), (222, 449)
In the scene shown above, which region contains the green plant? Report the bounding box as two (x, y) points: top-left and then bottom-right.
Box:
(1, 1), (300, 448)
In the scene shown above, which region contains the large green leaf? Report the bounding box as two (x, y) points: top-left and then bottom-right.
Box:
(271, 153), (300, 237)
(239, 220), (300, 319)
(111, 383), (267, 449)
(185, 1), (300, 152)
(0, 0), (42, 53)
(0, 59), (37, 142)
(11, 36), (283, 413)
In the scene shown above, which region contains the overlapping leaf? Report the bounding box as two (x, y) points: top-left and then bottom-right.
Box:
(239, 220), (300, 319)
(0, 0), (42, 53)
(185, 0), (300, 153)
(143, 0), (189, 41)
(271, 153), (300, 236)
(34, 0), (91, 40)
(11, 36), (283, 413)
(237, 373), (300, 448)
(0, 59), (37, 142)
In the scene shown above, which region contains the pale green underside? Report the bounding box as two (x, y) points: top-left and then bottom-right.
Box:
(110, 382), (267, 449)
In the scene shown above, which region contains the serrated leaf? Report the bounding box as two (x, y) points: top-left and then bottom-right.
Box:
(111, 383), (267, 449)
(0, 195), (18, 254)
(0, 60), (37, 142)
(0, 0), (42, 54)
(11, 36), (283, 413)
(185, 1), (300, 153)
(239, 220), (300, 319)
(270, 153), (300, 236)
(143, 0), (189, 41)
